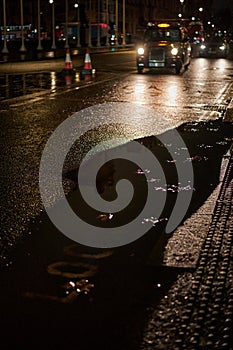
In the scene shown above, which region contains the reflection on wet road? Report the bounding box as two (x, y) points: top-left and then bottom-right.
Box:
(0, 119), (232, 350)
(0, 71), (83, 100)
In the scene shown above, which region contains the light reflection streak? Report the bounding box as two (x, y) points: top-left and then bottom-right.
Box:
(134, 83), (146, 95)
(46, 51), (55, 58)
(167, 85), (177, 106)
(141, 216), (168, 225)
(132, 82), (148, 104)
(152, 183), (193, 192)
(218, 59), (227, 71)
(198, 58), (207, 68)
(75, 72), (80, 82)
(50, 71), (56, 91)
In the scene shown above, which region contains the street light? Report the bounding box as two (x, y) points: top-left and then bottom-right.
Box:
(74, 3), (80, 48)
(2, 0), (9, 54)
(180, 0), (184, 17)
(198, 7), (203, 20)
(115, 0), (118, 46)
(65, 0), (69, 48)
(20, 0), (26, 51)
(88, 0), (93, 47)
(49, 0), (56, 50)
(97, 0), (101, 47)
(37, 0), (42, 50)
(106, 0), (109, 47)
(122, 0), (126, 46)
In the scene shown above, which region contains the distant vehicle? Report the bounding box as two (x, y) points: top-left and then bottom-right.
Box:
(0, 24), (35, 41)
(136, 21), (192, 74)
(59, 22), (108, 46)
(180, 19), (205, 45)
(91, 23), (109, 46)
(199, 34), (229, 58)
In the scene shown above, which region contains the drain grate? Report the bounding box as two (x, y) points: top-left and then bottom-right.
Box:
(203, 104), (227, 113)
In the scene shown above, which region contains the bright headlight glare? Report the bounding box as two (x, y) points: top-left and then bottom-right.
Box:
(219, 45), (225, 51)
(171, 47), (178, 55)
(200, 44), (206, 50)
(137, 47), (144, 55)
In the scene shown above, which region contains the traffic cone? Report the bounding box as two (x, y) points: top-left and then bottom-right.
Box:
(81, 48), (93, 76)
(62, 47), (73, 74)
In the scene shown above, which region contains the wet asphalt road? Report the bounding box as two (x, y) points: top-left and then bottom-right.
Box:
(0, 51), (233, 349)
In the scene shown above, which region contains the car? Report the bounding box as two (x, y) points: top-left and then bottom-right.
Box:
(136, 21), (192, 74)
(199, 35), (230, 58)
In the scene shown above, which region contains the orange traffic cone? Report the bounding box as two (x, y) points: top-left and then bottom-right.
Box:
(62, 47), (73, 74)
(81, 48), (93, 76)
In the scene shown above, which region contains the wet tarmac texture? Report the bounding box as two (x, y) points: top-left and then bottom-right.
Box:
(0, 71), (79, 100)
(0, 118), (233, 349)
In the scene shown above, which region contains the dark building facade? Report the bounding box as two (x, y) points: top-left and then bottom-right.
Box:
(1, 0), (232, 41)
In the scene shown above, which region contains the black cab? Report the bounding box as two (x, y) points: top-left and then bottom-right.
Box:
(136, 21), (192, 74)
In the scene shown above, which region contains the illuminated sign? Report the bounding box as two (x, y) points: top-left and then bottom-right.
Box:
(158, 23), (171, 28)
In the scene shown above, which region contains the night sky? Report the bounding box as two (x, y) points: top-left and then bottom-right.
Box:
(212, 0), (233, 10)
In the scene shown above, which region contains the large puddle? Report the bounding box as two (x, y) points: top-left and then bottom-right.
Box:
(0, 118), (232, 350)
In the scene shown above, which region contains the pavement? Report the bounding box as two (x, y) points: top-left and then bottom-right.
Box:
(0, 44), (135, 64)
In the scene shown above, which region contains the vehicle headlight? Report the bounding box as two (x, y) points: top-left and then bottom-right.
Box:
(137, 47), (144, 55)
(219, 45), (226, 51)
(171, 47), (178, 55)
(200, 44), (206, 50)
